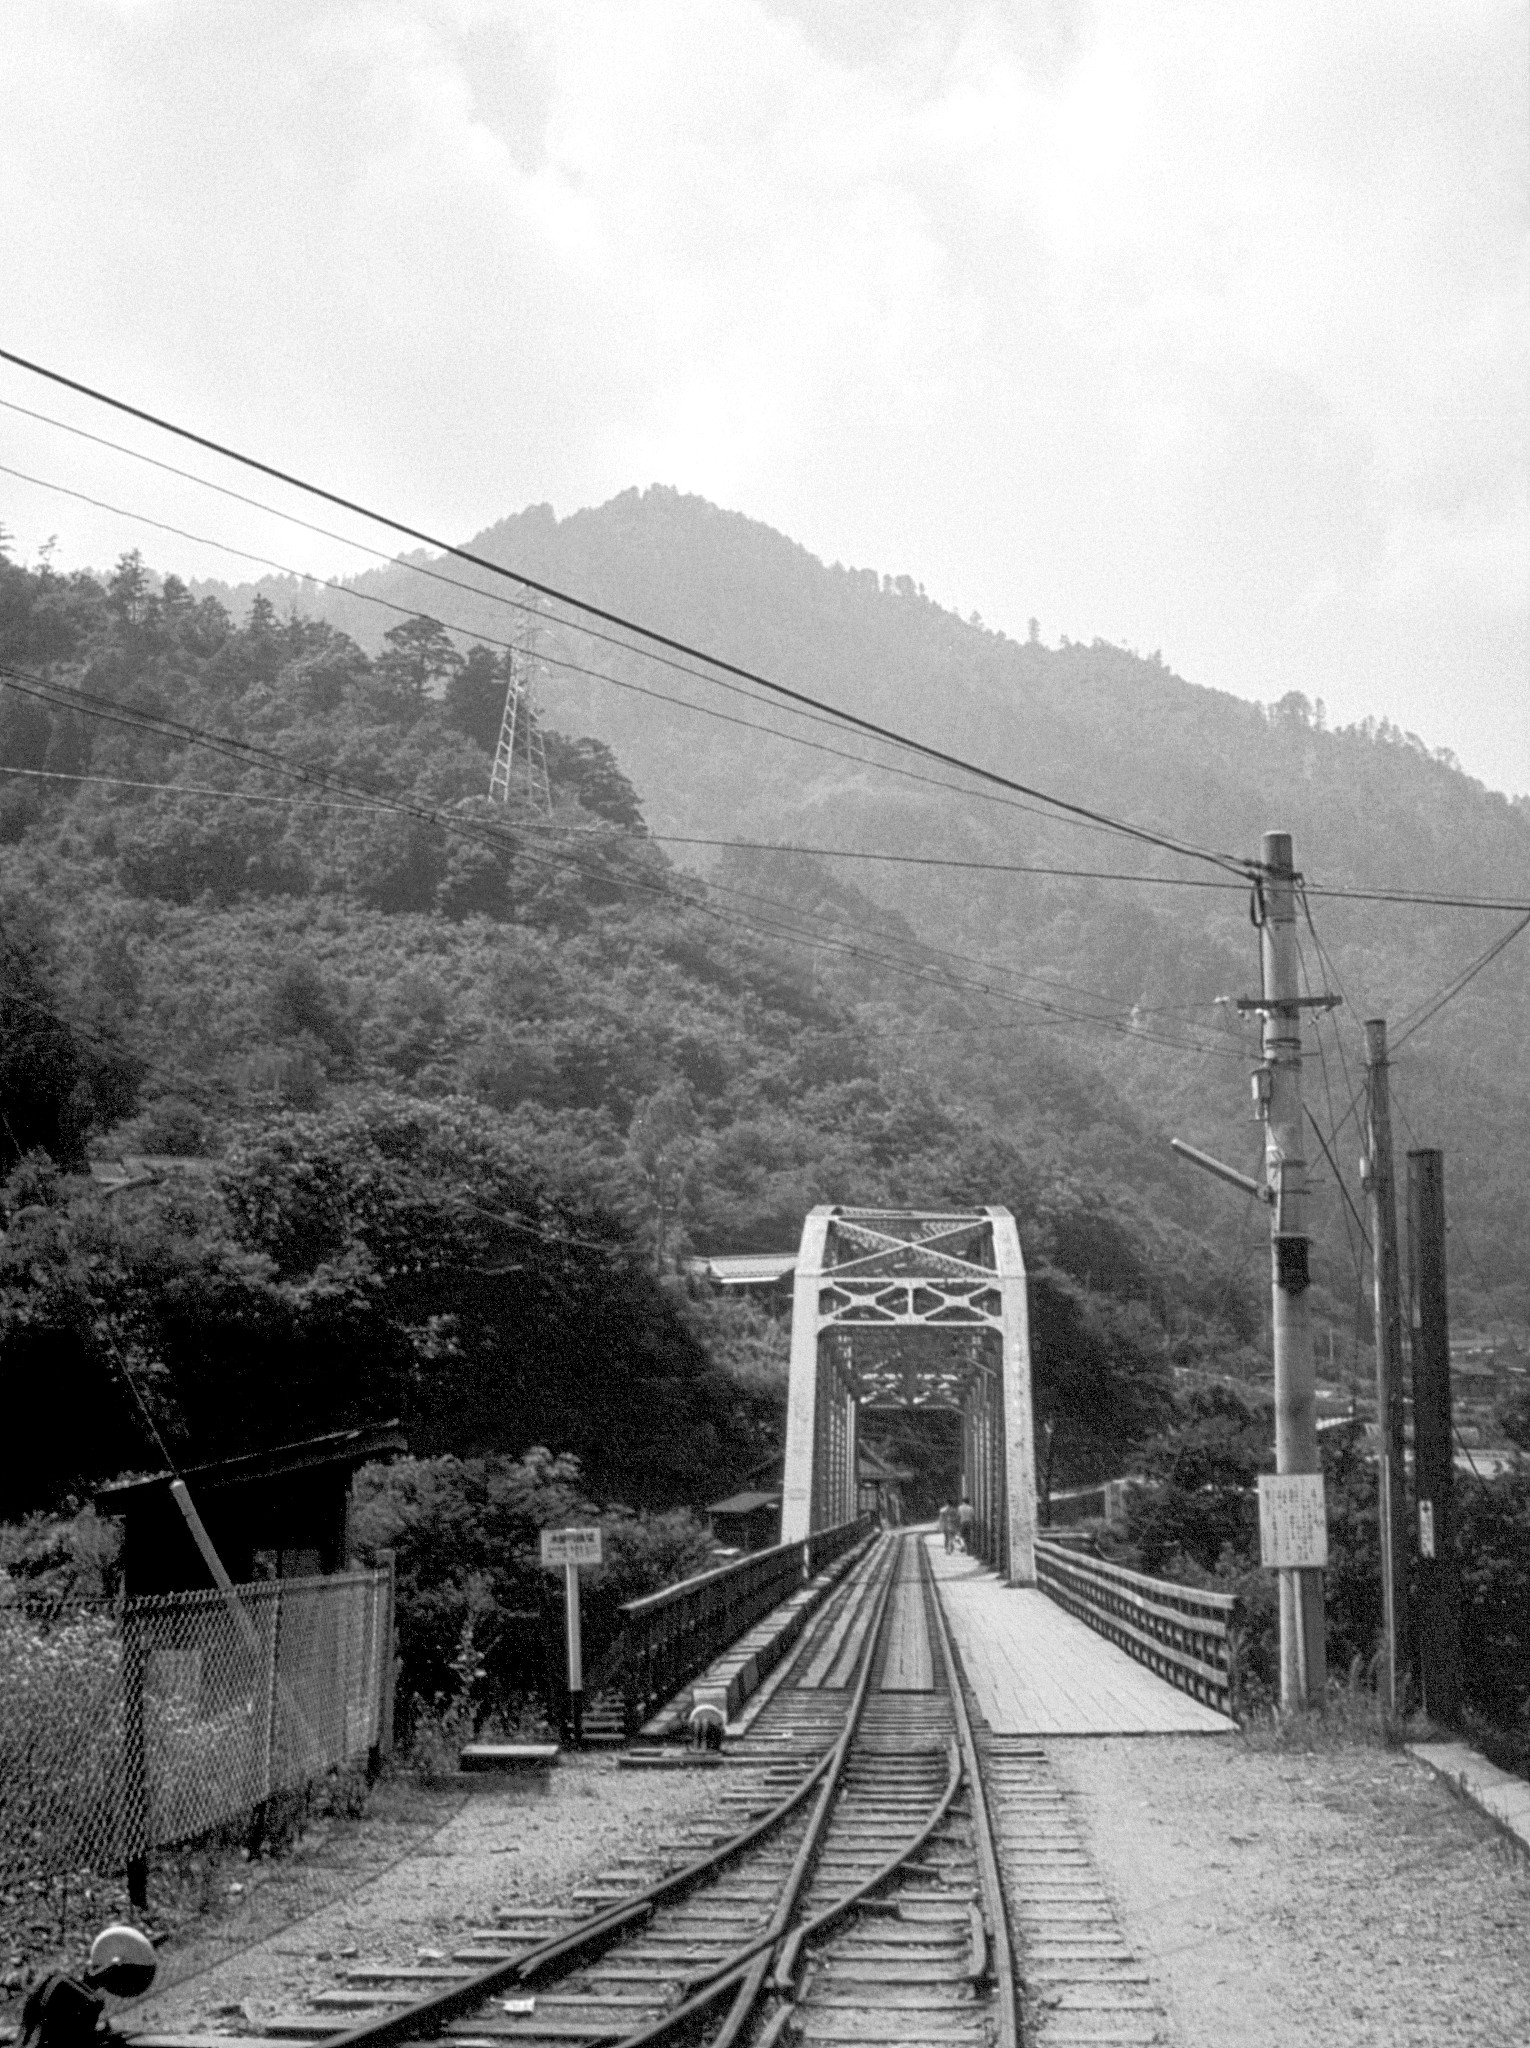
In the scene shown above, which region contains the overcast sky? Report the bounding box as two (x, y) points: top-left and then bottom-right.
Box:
(3, 1), (1527, 791)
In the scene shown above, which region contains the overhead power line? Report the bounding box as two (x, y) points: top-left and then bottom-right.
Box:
(647, 834), (1530, 914)
(18, 396), (1530, 918)
(0, 657), (1242, 1062)
(0, 457), (1157, 843)
(0, 345), (1254, 878)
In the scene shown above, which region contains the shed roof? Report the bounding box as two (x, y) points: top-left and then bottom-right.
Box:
(685, 1253), (797, 1286)
(94, 1421), (408, 1514)
(707, 1490), (782, 1516)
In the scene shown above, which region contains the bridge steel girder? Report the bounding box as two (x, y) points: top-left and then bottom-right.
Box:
(779, 1204), (1037, 1586)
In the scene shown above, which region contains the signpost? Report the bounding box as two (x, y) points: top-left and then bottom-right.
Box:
(540, 1526), (603, 1747)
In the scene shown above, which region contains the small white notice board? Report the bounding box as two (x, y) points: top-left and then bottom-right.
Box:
(1257, 1474), (1328, 1569)
(540, 1526), (604, 1568)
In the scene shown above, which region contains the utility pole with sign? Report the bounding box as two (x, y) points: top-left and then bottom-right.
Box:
(1246, 831), (1330, 1710)
(540, 1525), (603, 1747)
(1178, 831), (1332, 1711)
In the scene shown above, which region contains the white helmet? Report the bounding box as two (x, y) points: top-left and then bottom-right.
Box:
(87, 1925), (157, 1997)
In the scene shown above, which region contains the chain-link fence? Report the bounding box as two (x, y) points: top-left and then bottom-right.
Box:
(0, 1568), (394, 1886)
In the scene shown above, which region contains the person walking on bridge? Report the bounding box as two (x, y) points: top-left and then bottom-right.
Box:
(957, 1498), (975, 1553)
(937, 1503), (956, 1553)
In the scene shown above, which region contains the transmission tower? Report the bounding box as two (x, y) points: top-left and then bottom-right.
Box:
(488, 613), (552, 814)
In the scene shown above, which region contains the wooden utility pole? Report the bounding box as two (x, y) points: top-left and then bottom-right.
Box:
(1362, 1020), (1408, 1717)
(1255, 831), (1327, 1709)
(1407, 1149), (1462, 1723)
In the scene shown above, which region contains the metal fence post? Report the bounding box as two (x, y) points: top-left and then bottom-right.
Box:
(371, 1553), (397, 1775)
(121, 1602), (149, 1910)
(255, 1581), (282, 1836)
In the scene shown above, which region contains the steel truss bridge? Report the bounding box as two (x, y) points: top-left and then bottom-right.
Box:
(779, 1206), (1037, 1583)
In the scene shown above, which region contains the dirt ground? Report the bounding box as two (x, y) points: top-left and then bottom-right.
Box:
(1049, 1736), (1530, 2048)
(105, 1757), (730, 2040)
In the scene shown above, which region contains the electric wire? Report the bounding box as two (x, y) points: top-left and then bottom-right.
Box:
(4, 393), (1059, 796)
(9, 431), (1528, 914)
(0, 758), (1232, 1023)
(0, 659), (1246, 1062)
(0, 346), (1257, 877)
(0, 455), (1166, 843)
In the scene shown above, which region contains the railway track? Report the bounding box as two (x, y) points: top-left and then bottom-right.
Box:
(136, 1530), (1017, 2048)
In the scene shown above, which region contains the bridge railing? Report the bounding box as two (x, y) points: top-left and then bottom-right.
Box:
(600, 1514), (877, 1737)
(1033, 1538), (1240, 1717)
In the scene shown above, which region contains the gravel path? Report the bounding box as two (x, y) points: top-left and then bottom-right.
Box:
(1048, 1737), (1530, 2048)
(118, 1757), (729, 2039)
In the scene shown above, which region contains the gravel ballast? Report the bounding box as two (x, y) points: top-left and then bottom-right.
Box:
(67, 1731), (1530, 2047)
(1048, 1736), (1530, 2047)
(117, 1755), (731, 2039)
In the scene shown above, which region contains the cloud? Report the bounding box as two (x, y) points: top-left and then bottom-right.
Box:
(0, 0), (1524, 786)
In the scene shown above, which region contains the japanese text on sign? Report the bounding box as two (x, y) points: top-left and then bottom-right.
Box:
(540, 1526), (603, 1568)
(1418, 1499), (1436, 1560)
(1257, 1474), (1328, 1569)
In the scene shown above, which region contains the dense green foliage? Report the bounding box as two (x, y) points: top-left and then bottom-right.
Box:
(1115, 1391), (1530, 1735)
(225, 486), (1529, 1313)
(0, 538), (1256, 1523)
(349, 1448), (713, 1742)
(3, 506), (1525, 1744)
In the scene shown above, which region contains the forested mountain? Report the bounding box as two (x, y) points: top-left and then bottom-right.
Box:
(3, 503), (1525, 1732)
(0, 541), (1217, 1519)
(198, 488), (1530, 1317)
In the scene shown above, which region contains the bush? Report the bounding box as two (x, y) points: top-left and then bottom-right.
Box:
(349, 1449), (712, 1746)
(1457, 1469), (1530, 1733)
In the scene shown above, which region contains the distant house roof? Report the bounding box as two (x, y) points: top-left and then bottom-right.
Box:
(707, 1490), (782, 1516)
(95, 1421), (408, 1513)
(685, 1253), (798, 1287)
(88, 1155), (220, 1197)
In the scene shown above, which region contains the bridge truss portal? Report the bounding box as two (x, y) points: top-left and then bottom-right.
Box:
(779, 1207), (1037, 1584)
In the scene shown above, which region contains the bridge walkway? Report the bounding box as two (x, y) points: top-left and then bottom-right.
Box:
(926, 1535), (1234, 1737)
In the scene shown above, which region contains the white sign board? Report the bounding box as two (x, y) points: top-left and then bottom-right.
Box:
(1418, 1498), (1436, 1560)
(540, 1526), (603, 1569)
(1257, 1474), (1328, 1569)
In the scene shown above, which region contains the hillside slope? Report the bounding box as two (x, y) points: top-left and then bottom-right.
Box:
(199, 489), (1530, 1309)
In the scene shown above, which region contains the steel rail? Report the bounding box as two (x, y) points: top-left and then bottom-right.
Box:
(768, 1737), (964, 1989)
(598, 1533), (908, 2048)
(251, 1535), (899, 2048)
(625, 1532), (998, 2048)
(923, 1533), (1019, 2048)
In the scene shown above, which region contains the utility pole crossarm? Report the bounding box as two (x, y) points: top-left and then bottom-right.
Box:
(1234, 994), (1343, 1013)
(1169, 1138), (1273, 1204)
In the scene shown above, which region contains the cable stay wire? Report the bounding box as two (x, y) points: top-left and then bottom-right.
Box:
(0, 346), (1256, 878)
(1390, 910), (1530, 1051)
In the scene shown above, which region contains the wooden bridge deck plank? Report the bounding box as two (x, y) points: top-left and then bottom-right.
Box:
(924, 1538), (1233, 1737)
